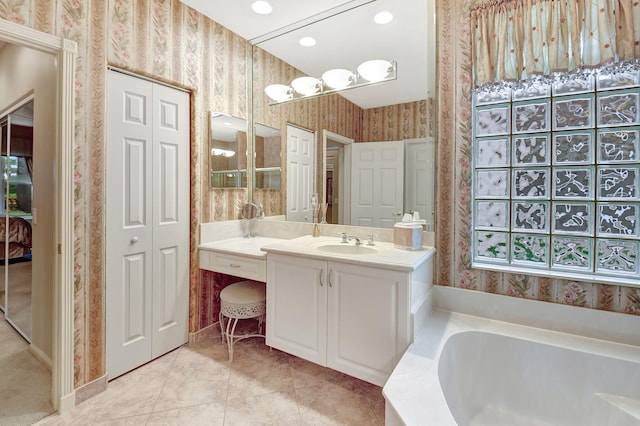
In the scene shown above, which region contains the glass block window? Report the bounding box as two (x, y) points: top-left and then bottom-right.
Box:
(472, 69), (640, 282)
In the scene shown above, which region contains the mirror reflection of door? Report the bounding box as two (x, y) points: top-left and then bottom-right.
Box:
(404, 137), (435, 230)
(0, 99), (34, 341)
(286, 125), (315, 222)
(351, 140), (404, 228)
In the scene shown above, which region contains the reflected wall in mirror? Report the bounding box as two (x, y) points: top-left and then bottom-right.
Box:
(254, 122), (282, 192)
(250, 0), (436, 228)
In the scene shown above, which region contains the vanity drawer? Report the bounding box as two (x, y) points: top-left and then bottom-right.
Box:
(200, 250), (266, 281)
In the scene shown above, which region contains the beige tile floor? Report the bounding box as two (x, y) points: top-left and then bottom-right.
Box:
(0, 311), (53, 426)
(37, 329), (385, 426)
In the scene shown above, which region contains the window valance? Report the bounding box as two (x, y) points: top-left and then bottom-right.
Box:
(471, 0), (640, 88)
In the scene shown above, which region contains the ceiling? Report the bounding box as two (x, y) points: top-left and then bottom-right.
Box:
(179, 0), (432, 109)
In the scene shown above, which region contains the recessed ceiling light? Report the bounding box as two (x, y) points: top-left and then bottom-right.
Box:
(299, 36), (316, 47)
(251, 1), (272, 15)
(374, 11), (393, 24)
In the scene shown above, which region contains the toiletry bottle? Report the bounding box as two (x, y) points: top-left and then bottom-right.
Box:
(312, 223), (320, 237)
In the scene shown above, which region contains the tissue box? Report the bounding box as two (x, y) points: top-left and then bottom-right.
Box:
(393, 223), (423, 250)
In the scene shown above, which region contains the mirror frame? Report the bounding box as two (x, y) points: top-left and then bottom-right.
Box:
(0, 19), (77, 412)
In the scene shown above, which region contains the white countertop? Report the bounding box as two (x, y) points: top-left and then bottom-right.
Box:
(199, 236), (286, 259)
(260, 235), (435, 272)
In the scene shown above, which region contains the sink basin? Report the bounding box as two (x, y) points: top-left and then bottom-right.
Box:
(316, 244), (377, 255)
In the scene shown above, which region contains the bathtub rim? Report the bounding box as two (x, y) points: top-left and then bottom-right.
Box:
(382, 286), (640, 426)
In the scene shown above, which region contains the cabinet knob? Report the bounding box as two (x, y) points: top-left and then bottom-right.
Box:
(131, 236), (139, 244)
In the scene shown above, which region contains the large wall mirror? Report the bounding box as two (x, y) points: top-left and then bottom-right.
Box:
(248, 0), (437, 229)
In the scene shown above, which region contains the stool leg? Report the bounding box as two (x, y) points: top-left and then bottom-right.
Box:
(258, 315), (264, 335)
(219, 312), (226, 343)
(226, 317), (240, 362)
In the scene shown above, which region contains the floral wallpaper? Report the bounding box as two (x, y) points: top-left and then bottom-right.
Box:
(436, 0), (640, 316)
(362, 100), (428, 141)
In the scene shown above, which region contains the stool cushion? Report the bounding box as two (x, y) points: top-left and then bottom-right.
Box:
(220, 280), (266, 305)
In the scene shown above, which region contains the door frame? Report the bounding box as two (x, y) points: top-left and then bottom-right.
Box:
(321, 130), (353, 225)
(0, 20), (77, 413)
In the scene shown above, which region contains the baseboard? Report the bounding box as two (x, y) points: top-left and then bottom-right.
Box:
(74, 374), (107, 406)
(58, 391), (76, 414)
(28, 343), (52, 370)
(189, 322), (221, 345)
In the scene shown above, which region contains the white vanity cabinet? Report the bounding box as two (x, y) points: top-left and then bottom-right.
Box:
(266, 255), (327, 365)
(198, 236), (285, 281)
(199, 250), (266, 281)
(266, 253), (413, 386)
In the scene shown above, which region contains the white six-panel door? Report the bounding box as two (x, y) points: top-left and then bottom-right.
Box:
(106, 70), (189, 380)
(351, 141), (404, 228)
(286, 125), (315, 222)
(404, 138), (433, 225)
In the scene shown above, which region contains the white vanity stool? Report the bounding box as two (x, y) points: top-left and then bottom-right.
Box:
(219, 280), (266, 361)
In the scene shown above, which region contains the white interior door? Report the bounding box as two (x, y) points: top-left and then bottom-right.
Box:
(150, 81), (190, 359)
(351, 141), (404, 228)
(106, 70), (189, 380)
(404, 137), (434, 228)
(286, 125), (315, 222)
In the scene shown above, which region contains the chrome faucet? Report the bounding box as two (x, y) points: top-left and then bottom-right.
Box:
(367, 234), (375, 246)
(340, 232), (349, 243)
(348, 236), (362, 245)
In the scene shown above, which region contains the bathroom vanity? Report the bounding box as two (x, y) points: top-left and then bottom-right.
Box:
(198, 222), (435, 387)
(262, 235), (435, 386)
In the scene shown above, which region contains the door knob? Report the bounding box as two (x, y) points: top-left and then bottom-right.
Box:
(131, 236), (139, 243)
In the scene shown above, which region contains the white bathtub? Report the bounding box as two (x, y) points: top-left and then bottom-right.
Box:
(383, 287), (640, 426)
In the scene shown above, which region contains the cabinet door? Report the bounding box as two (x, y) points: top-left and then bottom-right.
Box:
(266, 254), (327, 365)
(327, 262), (409, 386)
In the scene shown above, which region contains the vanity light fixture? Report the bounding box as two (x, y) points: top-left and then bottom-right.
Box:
(374, 11), (393, 24)
(264, 60), (396, 105)
(211, 148), (236, 157)
(291, 76), (322, 95)
(357, 59), (394, 82)
(322, 69), (356, 89)
(264, 84), (292, 102)
(251, 1), (273, 15)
